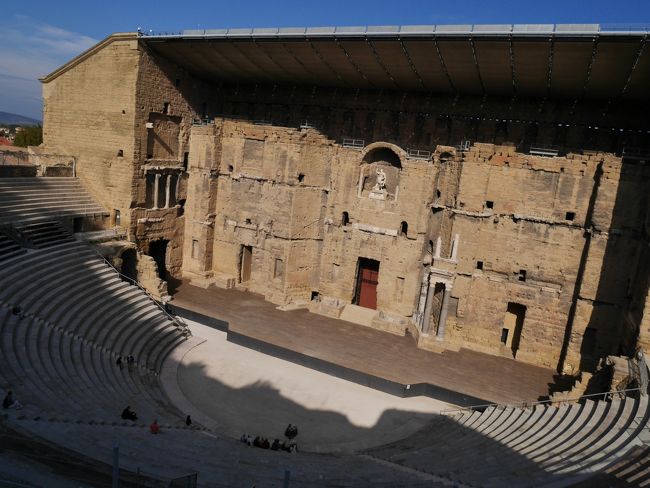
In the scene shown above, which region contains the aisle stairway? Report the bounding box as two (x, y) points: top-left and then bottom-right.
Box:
(0, 239), (189, 425)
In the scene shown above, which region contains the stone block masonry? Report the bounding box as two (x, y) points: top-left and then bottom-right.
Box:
(40, 32), (650, 377)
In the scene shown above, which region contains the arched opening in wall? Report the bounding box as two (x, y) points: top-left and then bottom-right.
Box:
(400, 221), (408, 237)
(360, 146), (402, 200)
(149, 239), (169, 280)
(341, 212), (350, 226)
(502, 302), (526, 358)
(121, 248), (138, 283)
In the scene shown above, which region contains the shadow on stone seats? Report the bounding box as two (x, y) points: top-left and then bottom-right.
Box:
(177, 359), (569, 486)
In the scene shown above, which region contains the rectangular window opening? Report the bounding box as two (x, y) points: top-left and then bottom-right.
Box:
(501, 328), (509, 344)
(191, 239), (199, 259)
(476, 260), (484, 270)
(485, 200), (494, 209)
(566, 211), (575, 221)
(163, 102), (170, 114)
(518, 269), (527, 282)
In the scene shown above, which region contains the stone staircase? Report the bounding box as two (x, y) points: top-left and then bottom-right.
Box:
(0, 232), (26, 262)
(0, 177), (107, 225)
(15, 221), (75, 248)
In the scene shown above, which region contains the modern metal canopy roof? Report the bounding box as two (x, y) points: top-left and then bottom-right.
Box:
(46, 25), (650, 103)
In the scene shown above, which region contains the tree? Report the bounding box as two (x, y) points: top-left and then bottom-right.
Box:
(13, 125), (42, 147)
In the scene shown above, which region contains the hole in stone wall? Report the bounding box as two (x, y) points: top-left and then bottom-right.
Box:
(117, 150), (123, 157)
(485, 201), (494, 209)
(183, 152), (189, 170)
(566, 211), (575, 221)
(342, 212), (350, 226)
(476, 260), (484, 270)
(121, 110), (126, 115)
(560, 167), (565, 173)
(400, 221), (408, 237)
(311, 291), (320, 301)
(163, 102), (170, 114)
(518, 269), (527, 282)
(436, 189), (441, 199)
(245, 218), (252, 225)
(298, 173), (305, 182)
(228, 165), (234, 172)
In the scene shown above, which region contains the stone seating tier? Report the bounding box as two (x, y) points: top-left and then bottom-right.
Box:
(0, 177), (108, 225)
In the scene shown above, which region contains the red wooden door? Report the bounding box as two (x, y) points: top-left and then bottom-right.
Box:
(356, 259), (380, 309)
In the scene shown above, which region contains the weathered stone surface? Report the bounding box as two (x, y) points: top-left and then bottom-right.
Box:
(40, 34), (650, 375)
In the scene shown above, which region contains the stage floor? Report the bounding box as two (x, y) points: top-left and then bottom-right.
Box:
(171, 282), (556, 405)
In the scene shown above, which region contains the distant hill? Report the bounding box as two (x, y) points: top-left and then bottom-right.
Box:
(0, 111), (41, 126)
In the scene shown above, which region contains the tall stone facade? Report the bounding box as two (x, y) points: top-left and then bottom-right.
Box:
(40, 32), (650, 374)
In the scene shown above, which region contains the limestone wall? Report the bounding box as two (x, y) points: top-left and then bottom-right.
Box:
(41, 36), (650, 374)
(42, 36), (140, 228)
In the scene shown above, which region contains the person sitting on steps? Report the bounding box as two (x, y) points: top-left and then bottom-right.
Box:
(121, 405), (137, 421)
(2, 390), (22, 410)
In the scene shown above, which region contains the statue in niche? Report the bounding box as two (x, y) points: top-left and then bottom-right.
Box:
(373, 168), (387, 192)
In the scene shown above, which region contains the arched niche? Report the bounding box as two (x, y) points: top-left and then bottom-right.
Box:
(358, 143), (405, 201)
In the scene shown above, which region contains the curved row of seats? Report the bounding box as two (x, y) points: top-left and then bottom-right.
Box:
(366, 388), (650, 487)
(0, 239), (189, 425)
(0, 177), (107, 225)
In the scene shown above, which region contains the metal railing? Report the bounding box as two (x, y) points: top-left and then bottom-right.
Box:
(440, 387), (643, 416)
(407, 148), (432, 159)
(342, 138), (364, 149)
(455, 140), (472, 152)
(95, 252), (191, 337)
(529, 144), (560, 157)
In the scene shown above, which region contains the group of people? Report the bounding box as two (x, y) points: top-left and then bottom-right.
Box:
(115, 354), (136, 371)
(121, 405), (192, 435)
(240, 424), (299, 453)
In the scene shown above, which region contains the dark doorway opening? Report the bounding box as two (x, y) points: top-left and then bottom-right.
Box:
(504, 302), (526, 357)
(353, 258), (380, 310)
(430, 282), (446, 334)
(149, 239), (169, 280)
(240, 245), (252, 283)
(73, 217), (84, 233)
(121, 248), (138, 283)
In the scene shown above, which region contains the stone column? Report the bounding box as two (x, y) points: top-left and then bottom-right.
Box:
(451, 234), (460, 261)
(422, 277), (436, 334)
(153, 173), (161, 209)
(415, 274), (429, 327)
(164, 174), (172, 208)
(436, 285), (452, 341)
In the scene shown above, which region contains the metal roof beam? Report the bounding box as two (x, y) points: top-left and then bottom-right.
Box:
(366, 38), (400, 89)
(398, 38), (426, 90)
(334, 37), (374, 87)
(468, 37), (486, 95)
(432, 38), (456, 93)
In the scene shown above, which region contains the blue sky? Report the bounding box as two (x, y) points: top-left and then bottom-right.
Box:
(1, 0), (649, 120)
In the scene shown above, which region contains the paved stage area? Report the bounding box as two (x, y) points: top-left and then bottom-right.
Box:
(171, 282), (556, 405)
(177, 321), (449, 453)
